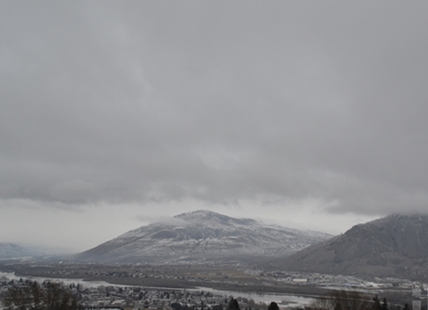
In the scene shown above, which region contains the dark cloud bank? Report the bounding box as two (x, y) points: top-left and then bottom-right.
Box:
(1, 1), (428, 217)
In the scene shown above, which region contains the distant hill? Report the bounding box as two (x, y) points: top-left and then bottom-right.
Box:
(0, 243), (40, 259)
(278, 214), (428, 280)
(76, 210), (331, 264)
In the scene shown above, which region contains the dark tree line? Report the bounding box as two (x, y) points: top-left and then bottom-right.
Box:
(307, 290), (371, 310)
(1, 280), (78, 310)
(227, 298), (279, 310)
(306, 290), (409, 310)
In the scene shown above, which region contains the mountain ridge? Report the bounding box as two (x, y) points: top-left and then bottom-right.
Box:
(76, 210), (331, 264)
(0, 242), (47, 259)
(278, 213), (428, 280)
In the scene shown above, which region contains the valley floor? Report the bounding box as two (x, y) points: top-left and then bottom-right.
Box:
(0, 260), (416, 308)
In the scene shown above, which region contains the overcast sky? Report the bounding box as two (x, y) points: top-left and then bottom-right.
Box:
(1, 1), (428, 252)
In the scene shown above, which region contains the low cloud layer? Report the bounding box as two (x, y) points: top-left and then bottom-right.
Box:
(1, 1), (428, 220)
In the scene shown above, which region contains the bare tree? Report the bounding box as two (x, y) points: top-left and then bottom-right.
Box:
(1, 281), (78, 310)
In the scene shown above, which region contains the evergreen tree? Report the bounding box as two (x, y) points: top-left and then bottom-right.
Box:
(228, 298), (240, 310)
(334, 303), (343, 310)
(381, 298), (388, 310)
(171, 303), (182, 310)
(372, 295), (382, 310)
(268, 302), (279, 310)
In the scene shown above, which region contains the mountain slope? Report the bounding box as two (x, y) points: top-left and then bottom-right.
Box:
(77, 210), (331, 264)
(0, 243), (39, 259)
(279, 214), (428, 280)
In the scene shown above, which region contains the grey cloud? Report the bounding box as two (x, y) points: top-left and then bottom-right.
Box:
(1, 1), (428, 216)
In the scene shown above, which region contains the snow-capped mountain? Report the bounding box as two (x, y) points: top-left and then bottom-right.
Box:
(77, 210), (331, 264)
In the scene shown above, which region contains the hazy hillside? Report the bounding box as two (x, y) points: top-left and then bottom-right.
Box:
(0, 243), (41, 259)
(76, 210), (331, 264)
(279, 214), (428, 280)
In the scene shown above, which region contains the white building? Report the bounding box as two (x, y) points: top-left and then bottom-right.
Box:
(412, 300), (421, 310)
